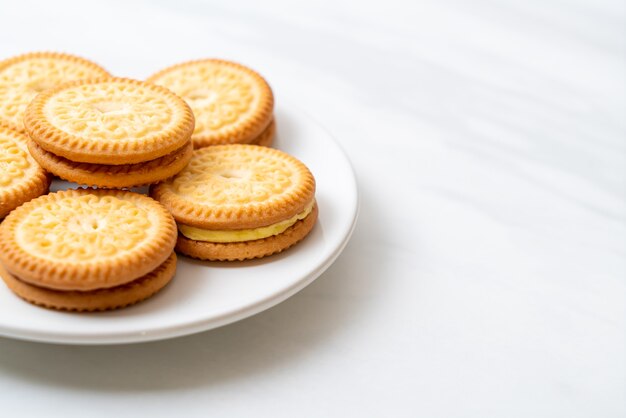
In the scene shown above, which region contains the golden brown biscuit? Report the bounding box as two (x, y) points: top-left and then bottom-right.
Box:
(147, 59), (273, 148)
(27, 139), (193, 188)
(151, 144), (315, 229)
(0, 125), (51, 218)
(0, 189), (177, 291)
(0, 52), (110, 133)
(0, 253), (176, 312)
(24, 78), (194, 165)
(151, 144), (317, 260)
(250, 118), (275, 147)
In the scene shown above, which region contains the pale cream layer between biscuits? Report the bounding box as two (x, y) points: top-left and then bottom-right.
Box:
(24, 78), (194, 165)
(0, 52), (110, 133)
(176, 204), (318, 261)
(0, 125), (50, 218)
(178, 199), (314, 243)
(0, 189), (177, 291)
(0, 253), (176, 312)
(147, 59), (274, 148)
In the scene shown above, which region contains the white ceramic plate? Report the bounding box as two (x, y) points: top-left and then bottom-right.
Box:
(0, 106), (358, 345)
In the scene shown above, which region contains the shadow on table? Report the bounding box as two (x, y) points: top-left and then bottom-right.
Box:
(0, 187), (387, 392)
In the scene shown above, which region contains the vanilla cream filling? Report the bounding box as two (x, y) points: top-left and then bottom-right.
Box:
(179, 201), (315, 243)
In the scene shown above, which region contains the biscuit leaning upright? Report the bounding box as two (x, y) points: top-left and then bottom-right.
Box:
(151, 144), (318, 261)
(0, 189), (178, 311)
(0, 125), (50, 218)
(147, 59), (274, 148)
(0, 52), (109, 132)
(24, 78), (194, 188)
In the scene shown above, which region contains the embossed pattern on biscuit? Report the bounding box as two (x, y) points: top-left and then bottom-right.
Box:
(161, 64), (255, 134)
(171, 146), (297, 205)
(147, 59), (273, 147)
(45, 82), (177, 141)
(17, 195), (153, 261)
(24, 78), (195, 165)
(0, 52), (109, 132)
(151, 145), (316, 230)
(0, 125), (50, 219)
(0, 136), (33, 187)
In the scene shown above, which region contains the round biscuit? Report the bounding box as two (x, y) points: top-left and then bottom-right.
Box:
(150, 144), (316, 230)
(24, 78), (194, 165)
(146, 59), (273, 148)
(0, 252), (176, 312)
(0, 189), (177, 291)
(176, 204), (318, 261)
(28, 139), (193, 188)
(0, 52), (110, 133)
(0, 125), (51, 218)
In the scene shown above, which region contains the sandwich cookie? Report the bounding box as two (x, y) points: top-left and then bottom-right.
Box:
(0, 125), (51, 219)
(24, 78), (195, 188)
(151, 144), (317, 261)
(0, 189), (177, 311)
(147, 59), (274, 148)
(0, 52), (109, 133)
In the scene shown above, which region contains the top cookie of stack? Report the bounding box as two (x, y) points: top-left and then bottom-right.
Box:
(24, 78), (195, 188)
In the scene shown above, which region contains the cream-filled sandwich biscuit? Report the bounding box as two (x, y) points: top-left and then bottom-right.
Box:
(151, 144), (317, 261)
(23, 78), (194, 187)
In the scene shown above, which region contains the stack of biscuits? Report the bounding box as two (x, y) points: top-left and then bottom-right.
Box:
(24, 78), (195, 188)
(0, 189), (178, 311)
(151, 144), (317, 261)
(0, 51), (318, 312)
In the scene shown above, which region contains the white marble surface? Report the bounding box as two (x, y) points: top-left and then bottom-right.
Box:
(0, 0), (624, 416)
